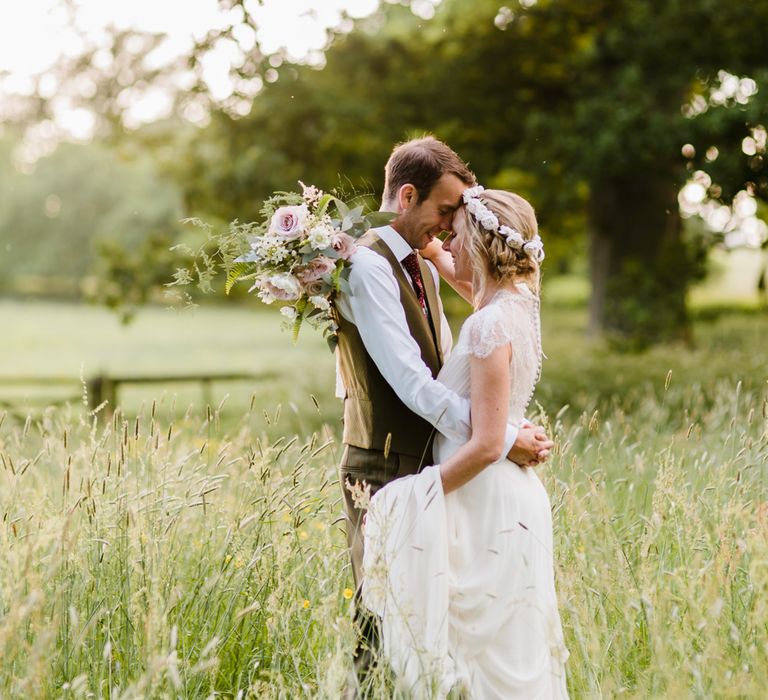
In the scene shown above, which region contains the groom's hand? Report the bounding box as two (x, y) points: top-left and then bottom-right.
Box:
(508, 423), (554, 468)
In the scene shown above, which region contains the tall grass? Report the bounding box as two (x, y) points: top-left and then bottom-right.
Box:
(550, 377), (768, 697)
(1, 376), (766, 698)
(1, 306), (767, 697)
(0, 400), (353, 698)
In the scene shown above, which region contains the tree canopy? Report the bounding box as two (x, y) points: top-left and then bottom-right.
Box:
(3, 0), (767, 344)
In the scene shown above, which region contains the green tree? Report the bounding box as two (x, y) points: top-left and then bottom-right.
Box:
(0, 139), (182, 291)
(428, 0), (768, 344)
(178, 0), (767, 343)
(15, 0), (766, 343)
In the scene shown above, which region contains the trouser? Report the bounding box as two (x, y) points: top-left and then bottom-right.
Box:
(338, 444), (427, 690)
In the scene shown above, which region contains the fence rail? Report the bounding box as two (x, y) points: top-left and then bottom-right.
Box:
(0, 372), (276, 415)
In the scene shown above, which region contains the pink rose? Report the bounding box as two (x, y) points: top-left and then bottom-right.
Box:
(305, 279), (330, 296)
(330, 231), (356, 260)
(297, 255), (337, 284)
(268, 204), (309, 240)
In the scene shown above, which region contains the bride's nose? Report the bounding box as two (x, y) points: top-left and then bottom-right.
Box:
(442, 235), (452, 252)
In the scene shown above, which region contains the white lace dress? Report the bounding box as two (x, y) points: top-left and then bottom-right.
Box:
(363, 286), (569, 699)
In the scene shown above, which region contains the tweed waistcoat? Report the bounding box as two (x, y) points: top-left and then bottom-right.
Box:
(336, 230), (444, 460)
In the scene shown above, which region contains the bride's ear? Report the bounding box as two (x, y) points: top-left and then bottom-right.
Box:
(397, 184), (417, 212)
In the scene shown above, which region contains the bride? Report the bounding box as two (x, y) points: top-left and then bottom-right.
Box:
(362, 187), (569, 698)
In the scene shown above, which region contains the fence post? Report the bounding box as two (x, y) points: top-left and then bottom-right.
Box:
(87, 374), (116, 417)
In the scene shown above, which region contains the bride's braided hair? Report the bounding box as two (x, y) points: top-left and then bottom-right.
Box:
(454, 189), (541, 304)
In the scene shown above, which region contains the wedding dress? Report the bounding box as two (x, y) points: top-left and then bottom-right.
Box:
(363, 285), (569, 699)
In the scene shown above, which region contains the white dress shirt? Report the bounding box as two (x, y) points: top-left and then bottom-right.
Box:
(335, 225), (519, 453)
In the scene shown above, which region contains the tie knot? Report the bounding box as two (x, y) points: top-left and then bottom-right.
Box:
(402, 251), (420, 276)
(401, 251), (428, 315)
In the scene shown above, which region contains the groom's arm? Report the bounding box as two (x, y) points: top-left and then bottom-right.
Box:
(336, 248), (473, 444)
(338, 249), (522, 452)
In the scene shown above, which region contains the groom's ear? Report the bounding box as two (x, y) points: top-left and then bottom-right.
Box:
(397, 184), (417, 212)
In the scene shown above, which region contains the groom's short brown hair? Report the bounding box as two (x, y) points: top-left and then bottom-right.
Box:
(383, 136), (475, 204)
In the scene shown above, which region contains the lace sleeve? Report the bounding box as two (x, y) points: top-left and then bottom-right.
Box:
(464, 304), (515, 359)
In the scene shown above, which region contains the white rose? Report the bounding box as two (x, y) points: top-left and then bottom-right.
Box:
(309, 295), (330, 311)
(258, 272), (302, 303)
(480, 212), (499, 231)
(308, 225), (333, 250)
(501, 226), (524, 249)
(268, 204), (309, 240)
(466, 199), (481, 217)
(523, 238), (545, 262)
(462, 185), (485, 203)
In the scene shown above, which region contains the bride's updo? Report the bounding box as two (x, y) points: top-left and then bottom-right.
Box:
(454, 188), (541, 303)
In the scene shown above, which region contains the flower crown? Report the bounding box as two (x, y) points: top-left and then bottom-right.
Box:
(462, 185), (545, 262)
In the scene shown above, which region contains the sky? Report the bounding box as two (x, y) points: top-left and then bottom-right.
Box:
(0, 0), (438, 130)
(0, 0), (429, 144)
(0, 0), (386, 83)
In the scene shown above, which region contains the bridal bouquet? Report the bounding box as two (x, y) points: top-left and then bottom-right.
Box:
(177, 182), (394, 349)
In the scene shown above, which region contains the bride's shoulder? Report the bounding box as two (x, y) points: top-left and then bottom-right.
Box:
(458, 288), (538, 357)
(460, 300), (515, 359)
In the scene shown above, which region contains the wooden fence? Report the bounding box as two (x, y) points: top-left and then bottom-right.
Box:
(0, 372), (276, 416)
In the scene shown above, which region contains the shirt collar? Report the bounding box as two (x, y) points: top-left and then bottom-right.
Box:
(375, 225), (414, 263)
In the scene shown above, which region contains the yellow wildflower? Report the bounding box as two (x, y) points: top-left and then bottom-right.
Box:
(343, 588), (354, 600)
(302, 599), (311, 609)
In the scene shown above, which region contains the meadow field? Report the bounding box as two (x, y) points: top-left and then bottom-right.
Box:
(1, 292), (767, 698)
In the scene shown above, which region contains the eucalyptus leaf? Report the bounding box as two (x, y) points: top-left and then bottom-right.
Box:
(364, 211), (397, 228)
(333, 198), (350, 220)
(292, 297), (308, 344)
(348, 222), (368, 237)
(233, 251), (258, 263)
(316, 193), (333, 217)
(338, 277), (352, 295)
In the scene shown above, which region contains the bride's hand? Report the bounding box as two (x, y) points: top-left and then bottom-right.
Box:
(420, 236), (474, 304)
(508, 423), (554, 468)
(419, 237), (445, 262)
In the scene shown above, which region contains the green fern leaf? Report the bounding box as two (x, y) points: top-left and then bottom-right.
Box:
(225, 263), (250, 294)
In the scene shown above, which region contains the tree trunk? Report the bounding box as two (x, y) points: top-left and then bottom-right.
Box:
(587, 170), (691, 347)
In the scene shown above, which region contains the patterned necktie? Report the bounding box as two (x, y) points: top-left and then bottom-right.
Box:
(402, 251), (428, 315)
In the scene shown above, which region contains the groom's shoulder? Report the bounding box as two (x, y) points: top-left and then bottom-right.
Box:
(351, 228), (389, 267)
(356, 228), (384, 250)
(349, 244), (386, 275)
(347, 231), (392, 288)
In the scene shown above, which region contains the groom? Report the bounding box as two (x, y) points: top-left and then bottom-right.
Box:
(334, 136), (553, 689)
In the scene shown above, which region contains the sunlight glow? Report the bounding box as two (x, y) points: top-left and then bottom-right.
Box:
(0, 0), (391, 138)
